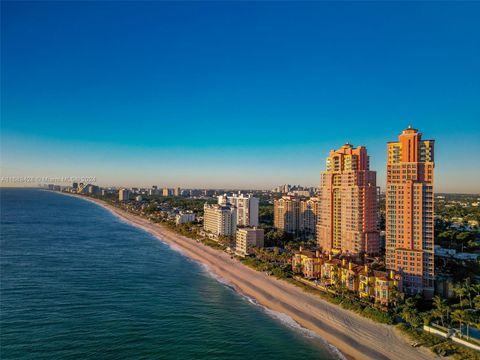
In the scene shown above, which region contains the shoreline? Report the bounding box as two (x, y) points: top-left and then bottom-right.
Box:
(71, 194), (434, 360)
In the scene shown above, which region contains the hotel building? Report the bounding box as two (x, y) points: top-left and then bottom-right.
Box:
(235, 227), (264, 257)
(203, 204), (237, 237)
(385, 126), (435, 297)
(317, 144), (380, 255)
(218, 193), (259, 227)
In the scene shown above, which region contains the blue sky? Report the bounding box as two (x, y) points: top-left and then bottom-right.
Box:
(2, 1), (479, 192)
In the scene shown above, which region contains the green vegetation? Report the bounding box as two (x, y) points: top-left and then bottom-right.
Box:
(259, 204), (274, 226)
(435, 196), (480, 225)
(241, 257), (290, 279)
(162, 221), (202, 240)
(202, 239), (226, 251)
(397, 324), (480, 360)
(146, 196), (216, 215)
(436, 228), (479, 252)
(286, 278), (395, 324)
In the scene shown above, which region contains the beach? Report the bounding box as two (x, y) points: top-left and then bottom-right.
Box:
(78, 195), (434, 360)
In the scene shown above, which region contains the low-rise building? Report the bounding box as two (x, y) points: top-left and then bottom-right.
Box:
(292, 252), (401, 305)
(176, 212), (196, 225)
(340, 259), (363, 292)
(235, 227), (264, 257)
(292, 248), (323, 278)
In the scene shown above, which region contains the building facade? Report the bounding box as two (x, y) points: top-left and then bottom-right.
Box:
(385, 126), (435, 298)
(203, 204), (237, 237)
(235, 227), (264, 257)
(317, 144), (380, 255)
(301, 197), (321, 236)
(274, 196), (321, 236)
(118, 188), (130, 201)
(218, 193), (259, 227)
(292, 251), (401, 305)
(274, 196), (302, 234)
(176, 212), (196, 225)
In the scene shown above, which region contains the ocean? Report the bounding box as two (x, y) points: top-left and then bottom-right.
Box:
(0, 189), (338, 359)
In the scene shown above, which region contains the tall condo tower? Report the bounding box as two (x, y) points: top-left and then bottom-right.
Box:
(317, 144), (380, 255)
(385, 126), (435, 298)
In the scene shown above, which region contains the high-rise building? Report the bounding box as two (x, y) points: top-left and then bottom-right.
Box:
(118, 188), (130, 201)
(174, 187), (181, 196)
(317, 144), (380, 255)
(274, 196), (302, 234)
(301, 197), (320, 236)
(162, 188), (171, 196)
(218, 193), (259, 226)
(385, 126), (435, 297)
(274, 196), (321, 236)
(203, 204), (237, 237)
(235, 227), (264, 257)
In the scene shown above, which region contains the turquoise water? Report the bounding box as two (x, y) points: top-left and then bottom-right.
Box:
(0, 189), (338, 359)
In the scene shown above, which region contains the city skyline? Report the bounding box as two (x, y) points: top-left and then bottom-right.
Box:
(2, 2), (480, 193)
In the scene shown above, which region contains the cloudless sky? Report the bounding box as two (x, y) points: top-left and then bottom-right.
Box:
(1, 1), (479, 192)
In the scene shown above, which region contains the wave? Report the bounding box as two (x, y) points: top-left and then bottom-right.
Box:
(199, 263), (238, 291)
(199, 263), (346, 360)
(69, 193), (347, 360)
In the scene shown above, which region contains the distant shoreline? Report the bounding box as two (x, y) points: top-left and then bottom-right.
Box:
(63, 192), (434, 360)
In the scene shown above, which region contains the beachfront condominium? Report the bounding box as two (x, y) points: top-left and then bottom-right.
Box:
(301, 197), (320, 236)
(235, 227), (264, 257)
(273, 196), (320, 236)
(274, 195), (302, 234)
(385, 126), (435, 298)
(203, 204), (237, 237)
(218, 193), (259, 227)
(317, 144), (380, 255)
(118, 188), (130, 201)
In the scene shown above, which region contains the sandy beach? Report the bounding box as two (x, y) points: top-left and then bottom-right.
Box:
(76, 195), (434, 360)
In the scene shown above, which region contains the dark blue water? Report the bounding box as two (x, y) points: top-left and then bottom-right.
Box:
(1, 189), (337, 359)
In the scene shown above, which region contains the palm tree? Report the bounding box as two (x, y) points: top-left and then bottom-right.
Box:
(454, 285), (468, 309)
(451, 309), (467, 337)
(465, 282), (475, 309)
(431, 295), (450, 328)
(402, 297), (421, 328)
(474, 294), (480, 311)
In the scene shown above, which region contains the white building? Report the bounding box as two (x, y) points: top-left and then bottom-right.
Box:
(203, 204), (237, 237)
(135, 195), (143, 202)
(235, 227), (264, 257)
(176, 212), (196, 225)
(119, 189), (130, 201)
(217, 193), (259, 227)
